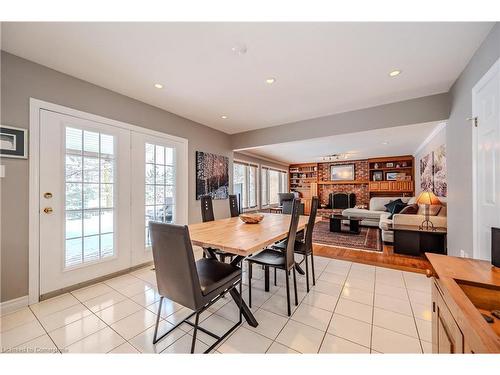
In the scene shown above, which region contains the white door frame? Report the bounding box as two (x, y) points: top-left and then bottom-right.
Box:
(472, 57), (500, 260)
(29, 98), (188, 304)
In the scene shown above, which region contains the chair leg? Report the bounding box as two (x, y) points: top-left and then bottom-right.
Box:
(191, 312), (200, 353)
(152, 296), (163, 343)
(292, 267), (298, 306)
(274, 267), (277, 286)
(285, 268), (291, 316)
(310, 251), (316, 286)
(304, 253), (310, 292)
(248, 262), (252, 308)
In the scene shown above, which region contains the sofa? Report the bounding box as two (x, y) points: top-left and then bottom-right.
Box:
(342, 196), (447, 243)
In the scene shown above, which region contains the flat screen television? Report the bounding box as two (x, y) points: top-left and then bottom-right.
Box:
(330, 164), (355, 181)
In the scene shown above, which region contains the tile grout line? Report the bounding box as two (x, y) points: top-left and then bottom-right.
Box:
(402, 273), (425, 354)
(315, 262), (351, 353)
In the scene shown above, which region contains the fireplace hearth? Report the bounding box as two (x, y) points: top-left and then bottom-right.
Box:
(329, 192), (356, 209)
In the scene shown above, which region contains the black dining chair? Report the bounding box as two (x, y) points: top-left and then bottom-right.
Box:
(229, 194), (240, 217)
(200, 195), (234, 263)
(149, 222), (243, 353)
(246, 198), (301, 316)
(273, 196), (319, 292)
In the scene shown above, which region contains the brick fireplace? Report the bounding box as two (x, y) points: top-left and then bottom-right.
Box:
(317, 160), (370, 208)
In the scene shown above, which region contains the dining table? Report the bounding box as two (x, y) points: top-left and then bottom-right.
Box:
(188, 212), (317, 327)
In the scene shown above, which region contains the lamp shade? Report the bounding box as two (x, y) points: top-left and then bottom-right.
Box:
(416, 191), (441, 205)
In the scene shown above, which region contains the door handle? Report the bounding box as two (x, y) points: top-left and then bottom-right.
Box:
(44, 192), (53, 199)
(43, 207), (53, 214)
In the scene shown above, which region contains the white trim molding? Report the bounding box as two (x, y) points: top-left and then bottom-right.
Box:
(29, 98), (189, 304)
(0, 296), (29, 315)
(413, 121), (447, 157)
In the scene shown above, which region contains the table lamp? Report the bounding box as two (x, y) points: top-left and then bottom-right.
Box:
(416, 191), (441, 231)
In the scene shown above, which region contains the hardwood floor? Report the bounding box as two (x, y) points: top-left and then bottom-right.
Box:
(313, 243), (431, 274)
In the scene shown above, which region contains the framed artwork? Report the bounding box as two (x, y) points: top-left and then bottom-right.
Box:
(386, 162), (394, 168)
(0, 125), (28, 159)
(386, 172), (398, 181)
(195, 151), (229, 200)
(373, 171), (383, 181)
(330, 164), (354, 181)
(419, 144), (447, 197)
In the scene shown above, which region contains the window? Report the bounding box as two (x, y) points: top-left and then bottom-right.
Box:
(64, 127), (115, 268)
(261, 167), (287, 206)
(145, 143), (175, 247)
(233, 161), (258, 210)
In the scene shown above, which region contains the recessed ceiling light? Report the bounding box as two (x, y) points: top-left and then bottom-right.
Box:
(221, 115), (228, 119)
(389, 70), (401, 77)
(382, 141), (389, 145)
(266, 77), (276, 84)
(154, 83), (163, 89)
(231, 43), (247, 55)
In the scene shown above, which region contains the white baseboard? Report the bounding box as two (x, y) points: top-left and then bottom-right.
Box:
(0, 295), (29, 315)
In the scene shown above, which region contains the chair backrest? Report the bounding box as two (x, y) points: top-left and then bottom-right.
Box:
(284, 198), (301, 270)
(304, 196), (319, 251)
(200, 195), (215, 222)
(278, 192), (296, 206)
(229, 194), (239, 217)
(282, 199), (304, 215)
(149, 222), (203, 311)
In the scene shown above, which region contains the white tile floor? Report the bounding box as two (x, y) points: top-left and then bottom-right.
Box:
(0, 254), (433, 354)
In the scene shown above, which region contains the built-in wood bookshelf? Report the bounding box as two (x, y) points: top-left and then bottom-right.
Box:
(289, 163), (318, 214)
(368, 155), (414, 196)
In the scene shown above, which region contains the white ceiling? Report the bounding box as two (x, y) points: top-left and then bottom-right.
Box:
(2, 22), (493, 134)
(241, 122), (443, 164)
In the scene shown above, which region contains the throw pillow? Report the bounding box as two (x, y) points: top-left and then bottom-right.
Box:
(388, 202), (407, 219)
(384, 198), (403, 213)
(399, 203), (418, 215)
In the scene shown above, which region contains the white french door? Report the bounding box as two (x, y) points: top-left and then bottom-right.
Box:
(130, 133), (188, 265)
(473, 58), (500, 260)
(38, 109), (187, 296)
(39, 110), (131, 295)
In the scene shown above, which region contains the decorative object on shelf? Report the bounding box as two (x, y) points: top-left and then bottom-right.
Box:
(373, 171), (383, 181)
(374, 163), (379, 169)
(395, 172), (407, 181)
(416, 190), (441, 231)
(239, 213), (264, 224)
(386, 172), (398, 181)
(386, 162), (394, 168)
(330, 164), (355, 181)
(195, 151), (229, 200)
(396, 163), (401, 168)
(0, 125), (28, 159)
(401, 161), (408, 167)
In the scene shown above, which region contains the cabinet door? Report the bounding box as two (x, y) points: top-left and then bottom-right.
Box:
(380, 181), (390, 191)
(432, 282), (464, 353)
(369, 182), (380, 191)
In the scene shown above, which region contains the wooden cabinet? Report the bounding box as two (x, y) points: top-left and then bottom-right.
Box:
(368, 180), (413, 192)
(432, 281), (464, 353)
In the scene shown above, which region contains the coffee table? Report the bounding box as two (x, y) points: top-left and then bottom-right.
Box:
(329, 215), (364, 234)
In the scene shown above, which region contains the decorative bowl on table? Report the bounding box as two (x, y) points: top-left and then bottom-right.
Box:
(239, 213), (264, 224)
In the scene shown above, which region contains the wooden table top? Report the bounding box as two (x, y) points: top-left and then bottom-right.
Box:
(188, 213), (317, 256)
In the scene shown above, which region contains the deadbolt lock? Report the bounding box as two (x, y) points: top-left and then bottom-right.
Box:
(44, 192), (53, 199)
(43, 207), (53, 214)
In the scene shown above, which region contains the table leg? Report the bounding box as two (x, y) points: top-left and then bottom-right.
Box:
(229, 255), (259, 327)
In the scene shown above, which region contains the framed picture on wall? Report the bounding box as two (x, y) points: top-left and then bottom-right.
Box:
(330, 164), (355, 181)
(0, 125), (28, 159)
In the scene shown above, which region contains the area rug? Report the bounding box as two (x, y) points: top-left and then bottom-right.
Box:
(312, 220), (382, 252)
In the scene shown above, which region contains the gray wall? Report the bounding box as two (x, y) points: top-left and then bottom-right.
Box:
(233, 151), (288, 171)
(414, 125), (447, 196)
(232, 93), (451, 150)
(447, 23), (500, 258)
(0, 51), (237, 302)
